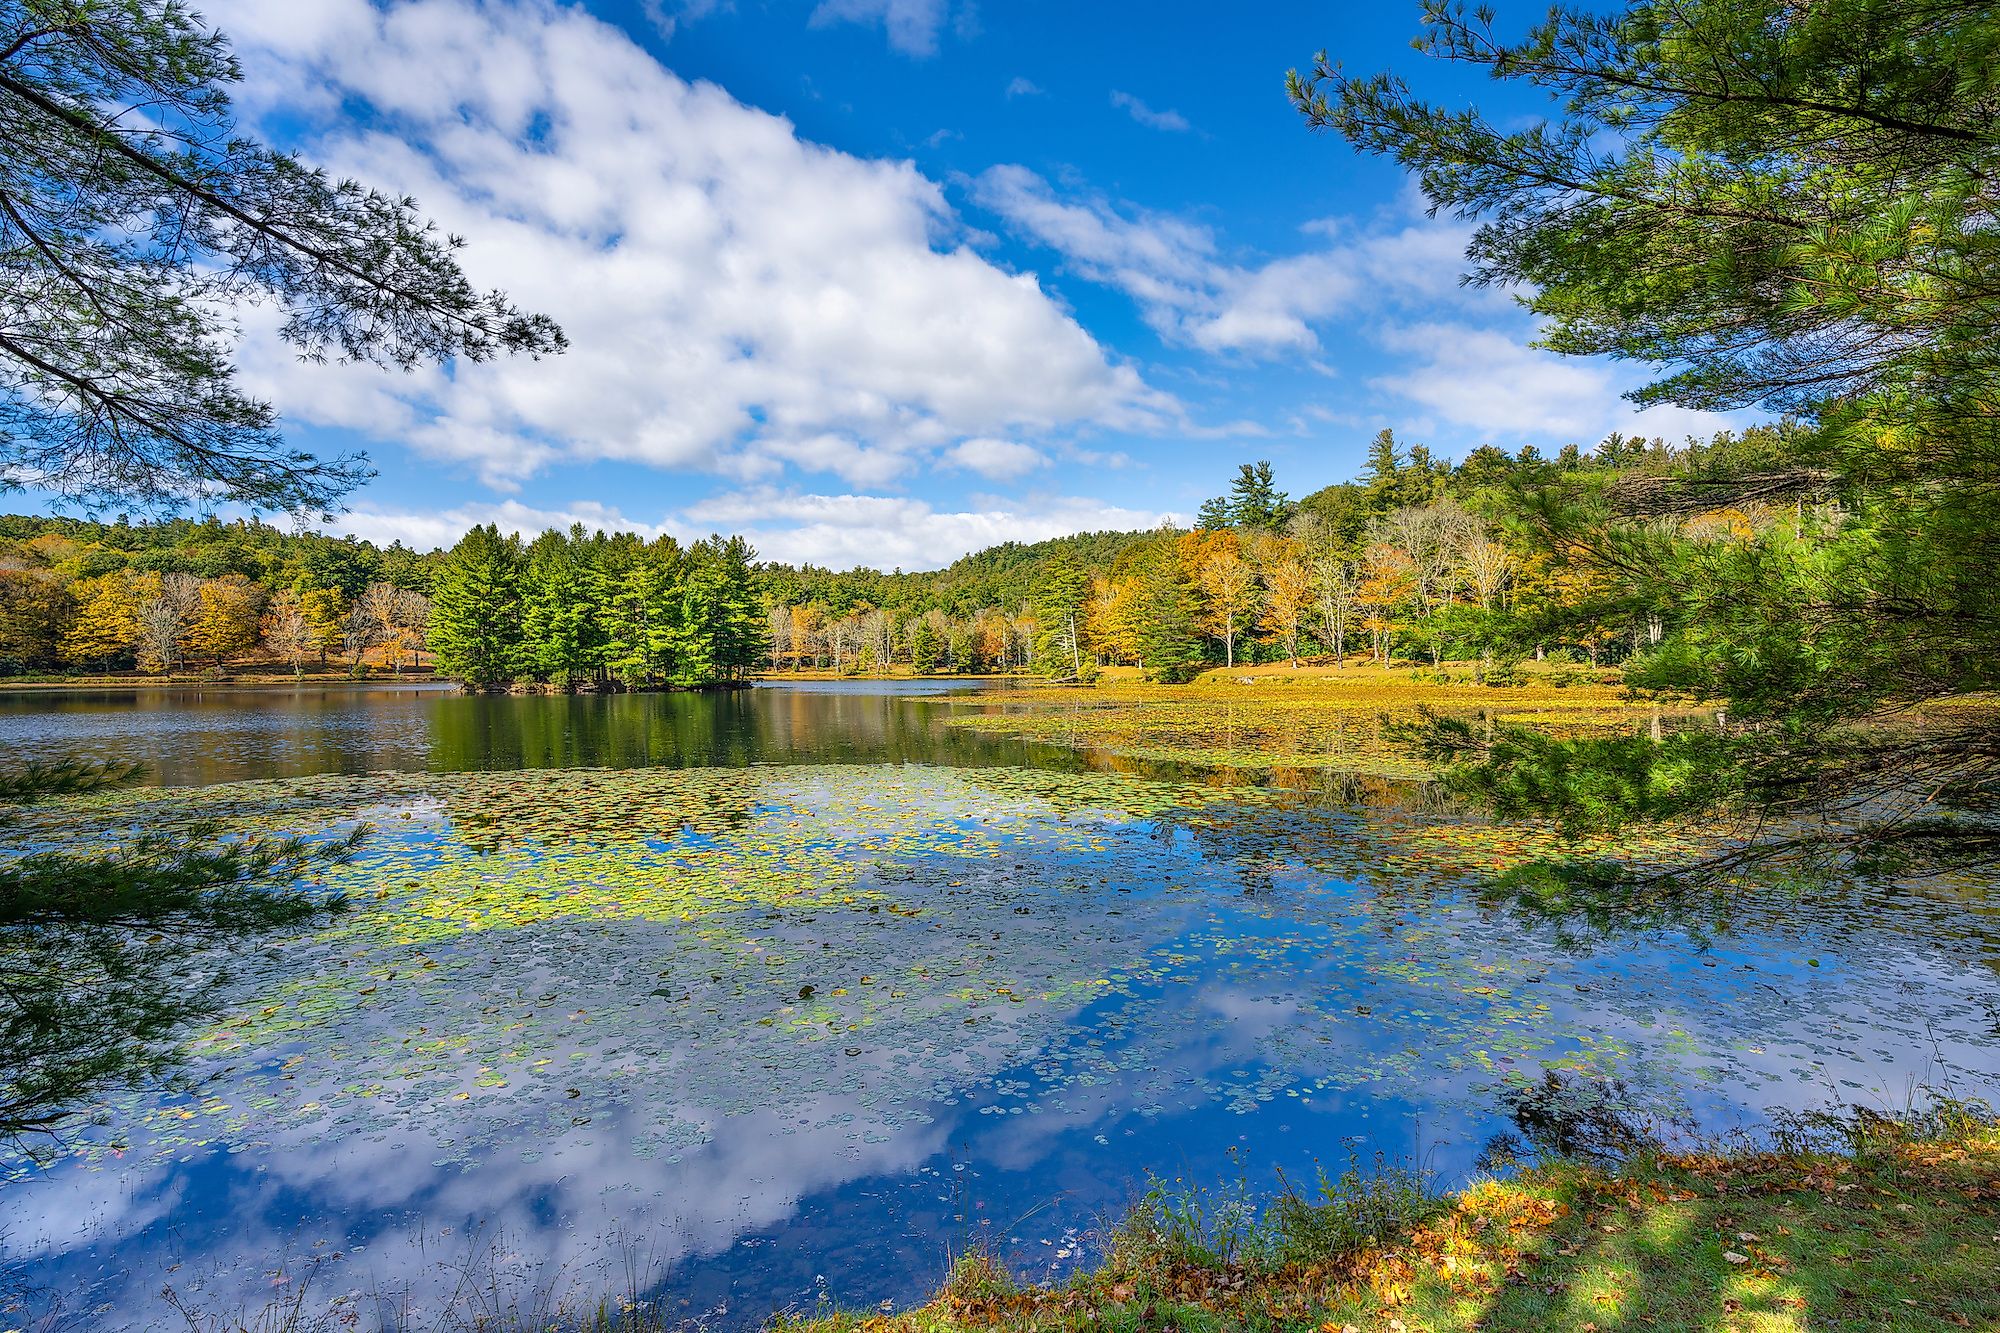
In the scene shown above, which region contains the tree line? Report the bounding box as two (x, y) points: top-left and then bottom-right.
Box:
(0, 421), (1790, 687)
(0, 515), (434, 677)
(762, 426), (1796, 682)
(426, 525), (763, 691)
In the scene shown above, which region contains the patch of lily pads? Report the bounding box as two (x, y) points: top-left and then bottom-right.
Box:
(10, 761), (1998, 1196)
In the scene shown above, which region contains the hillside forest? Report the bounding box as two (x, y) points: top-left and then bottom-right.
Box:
(0, 425), (1795, 690)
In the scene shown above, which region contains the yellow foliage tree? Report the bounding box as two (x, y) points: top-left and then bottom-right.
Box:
(296, 586), (346, 666)
(1182, 530), (1259, 668)
(61, 572), (150, 668)
(187, 574), (266, 669)
(1259, 541), (1315, 666)
(1356, 543), (1415, 664)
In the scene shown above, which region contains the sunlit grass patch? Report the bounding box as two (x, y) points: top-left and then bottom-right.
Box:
(775, 1115), (2000, 1333)
(947, 667), (1708, 779)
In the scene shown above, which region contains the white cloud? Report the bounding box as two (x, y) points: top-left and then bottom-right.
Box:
(974, 166), (1474, 357)
(1374, 322), (1742, 444)
(1109, 90), (1190, 133)
(809, 0), (952, 56)
(207, 0), (1168, 491)
(1005, 76), (1043, 98)
(331, 491), (1181, 571)
(941, 437), (1046, 479)
(675, 490), (1181, 568)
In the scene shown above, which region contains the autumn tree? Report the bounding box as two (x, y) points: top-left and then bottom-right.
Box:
(296, 586), (346, 666)
(185, 574), (264, 670)
(261, 593), (312, 678)
(766, 605), (794, 671)
(1356, 543), (1414, 665)
(0, 570), (71, 671)
(134, 571), (198, 673)
(1259, 540), (1314, 667)
(60, 571), (143, 668)
(1187, 532), (1259, 669)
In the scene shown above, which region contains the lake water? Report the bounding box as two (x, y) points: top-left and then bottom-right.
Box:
(2, 682), (1996, 1330)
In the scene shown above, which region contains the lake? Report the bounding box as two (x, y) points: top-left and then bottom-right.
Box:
(2, 682), (1996, 1330)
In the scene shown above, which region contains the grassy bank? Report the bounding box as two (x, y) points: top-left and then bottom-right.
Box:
(942, 663), (1704, 779)
(778, 1111), (1999, 1333)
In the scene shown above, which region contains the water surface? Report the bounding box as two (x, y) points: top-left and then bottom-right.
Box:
(1, 683), (1994, 1330)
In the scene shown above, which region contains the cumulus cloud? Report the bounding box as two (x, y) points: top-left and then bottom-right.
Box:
(206, 0), (1168, 491)
(1004, 76), (1044, 98)
(1109, 90), (1190, 132)
(1374, 323), (1741, 444)
(941, 437), (1046, 479)
(974, 166), (1469, 357)
(330, 491), (1181, 571)
(675, 489), (1181, 568)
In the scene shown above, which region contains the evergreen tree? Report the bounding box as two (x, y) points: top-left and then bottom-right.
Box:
(909, 618), (943, 674)
(1032, 554), (1091, 679)
(1131, 538), (1203, 682)
(0, 0), (558, 1142)
(709, 536), (766, 679)
(521, 527), (602, 688)
(605, 537), (682, 687)
(1361, 429), (1406, 511)
(670, 536), (762, 686)
(1296, 0), (2000, 873)
(0, 2), (561, 510)
(1194, 495), (1233, 531)
(429, 525), (524, 690)
(1227, 461), (1291, 530)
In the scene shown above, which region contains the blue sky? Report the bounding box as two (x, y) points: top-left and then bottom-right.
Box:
(176, 0), (1735, 569)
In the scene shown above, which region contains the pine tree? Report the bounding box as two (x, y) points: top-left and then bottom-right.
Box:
(1131, 538), (1203, 682)
(605, 538), (681, 687)
(910, 618), (943, 674)
(521, 527), (602, 689)
(429, 525), (525, 690)
(0, 3), (561, 511)
(1227, 461), (1290, 530)
(1295, 0), (2000, 872)
(1361, 429), (1406, 512)
(1032, 554), (1091, 679)
(709, 536), (766, 679)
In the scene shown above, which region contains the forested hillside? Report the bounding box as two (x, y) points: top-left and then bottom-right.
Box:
(0, 422), (1791, 687)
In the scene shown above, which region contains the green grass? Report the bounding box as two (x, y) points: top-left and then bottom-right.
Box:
(774, 1110), (2000, 1333)
(942, 665), (1702, 780)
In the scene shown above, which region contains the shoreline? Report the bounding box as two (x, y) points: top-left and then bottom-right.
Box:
(0, 673), (450, 693)
(774, 1112), (2000, 1333)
